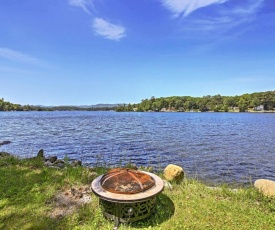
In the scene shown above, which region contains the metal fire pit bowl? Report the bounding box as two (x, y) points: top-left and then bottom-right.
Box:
(91, 168), (164, 229)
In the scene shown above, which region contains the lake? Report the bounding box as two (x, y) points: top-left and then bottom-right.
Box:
(1, 111), (274, 185)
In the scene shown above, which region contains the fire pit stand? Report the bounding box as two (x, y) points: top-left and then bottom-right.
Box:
(91, 168), (164, 229)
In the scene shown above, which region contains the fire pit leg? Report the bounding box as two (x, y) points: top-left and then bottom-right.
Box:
(113, 203), (120, 230)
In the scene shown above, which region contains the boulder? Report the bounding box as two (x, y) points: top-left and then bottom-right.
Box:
(55, 164), (65, 169)
(37, 149), (44, 158)
(53, 160), (66, 169)
(254, 179), (275, 197)
(44, 160), (53, 166)
(164, 164), (184, 182)
(53, 159), (65, 164)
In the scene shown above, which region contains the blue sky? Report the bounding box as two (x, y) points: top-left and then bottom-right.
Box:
(0, 0), (274, 105)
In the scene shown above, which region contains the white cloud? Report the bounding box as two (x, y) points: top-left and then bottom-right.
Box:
(161, 0), (228, 17)
(92, 18), (126, 41)
(68, 0), (93, 14)
(231, 0), (264, 16)
(176, 0), (264, 36)
(0, 48), (44, 66)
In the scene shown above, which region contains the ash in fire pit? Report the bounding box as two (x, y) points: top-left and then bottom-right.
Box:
(91, 168), (164, 229)
(100, 168), (155, 194)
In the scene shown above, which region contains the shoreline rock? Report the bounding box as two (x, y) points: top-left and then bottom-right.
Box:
(37, 149), (45, 158)
(0, 141), (11, 146)
(164, 164), (184, 183)
(254, 179), (275, 197)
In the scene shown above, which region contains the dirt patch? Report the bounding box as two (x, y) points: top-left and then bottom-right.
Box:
(49, 186), (92, 218)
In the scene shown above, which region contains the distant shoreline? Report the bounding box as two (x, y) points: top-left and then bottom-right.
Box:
(1, 110), (275, 113)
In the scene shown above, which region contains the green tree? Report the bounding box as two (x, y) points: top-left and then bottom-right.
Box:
(198, 98), (208, 112)
(223, 98), (229, 112)
(238, 98), (247, 112)
(251, 97), (260, 110)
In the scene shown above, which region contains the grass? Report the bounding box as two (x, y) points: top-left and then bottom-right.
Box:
(0, 155), (274, 230)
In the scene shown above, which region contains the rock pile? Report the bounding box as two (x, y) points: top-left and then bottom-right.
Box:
(35, 149), (82, 169)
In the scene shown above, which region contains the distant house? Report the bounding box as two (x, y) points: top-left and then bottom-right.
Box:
(229, 107), (239, 111)
(255, 105), (264, 111)
(133, 108), (138, 112)
(167, 107), (176, 112)
(160, 108), (167, 112)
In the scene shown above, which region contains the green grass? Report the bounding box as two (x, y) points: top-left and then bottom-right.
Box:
(0, 156), (274, 230)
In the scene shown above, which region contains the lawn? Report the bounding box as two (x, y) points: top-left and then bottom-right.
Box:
(0, 155), (274, 230)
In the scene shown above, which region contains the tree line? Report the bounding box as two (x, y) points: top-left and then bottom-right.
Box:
(0, 98), (116, 111)
(1, 90), (274, 112)
(115, 91), (275, 112)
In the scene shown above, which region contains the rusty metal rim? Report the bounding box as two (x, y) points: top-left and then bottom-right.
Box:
(91, 171), (164, 203)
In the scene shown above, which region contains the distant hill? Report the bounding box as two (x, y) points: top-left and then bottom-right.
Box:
(36, 104), (120, 108)
(40, 104), (121, 111)
(0, 98), (121, 111)
(78, 104), (120, 108)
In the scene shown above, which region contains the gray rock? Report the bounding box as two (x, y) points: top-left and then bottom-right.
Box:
(48, 156), (58, 163)
(0, 141), (11, 146)
(44, 160), (53, 166)
(37, 149), (44, 158)
(53, 159), (65, 164)
(53, 160), (65, 168)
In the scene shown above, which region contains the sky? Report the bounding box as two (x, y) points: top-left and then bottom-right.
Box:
(0, 0), (275, 105)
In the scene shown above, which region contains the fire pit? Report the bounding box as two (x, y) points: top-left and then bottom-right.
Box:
(91, 168), (164, 229)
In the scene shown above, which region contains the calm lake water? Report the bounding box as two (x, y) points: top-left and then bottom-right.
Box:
(1, 111), (274, 185)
